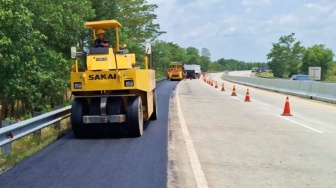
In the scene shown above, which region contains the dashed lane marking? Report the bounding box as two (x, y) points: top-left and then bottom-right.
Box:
(277, 115), (324, 133)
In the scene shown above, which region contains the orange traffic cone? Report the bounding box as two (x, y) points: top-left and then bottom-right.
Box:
(231, 85), (237, 96)
(221, 83), (225, 91)
(215, 81), (218, 88)
(282, 96), (292, 116)
(244, 89), (251, 102)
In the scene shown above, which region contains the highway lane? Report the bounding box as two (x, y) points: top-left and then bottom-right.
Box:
(168, 74), (336, 187)
(217, 72), (336, 132)
(0, 80), (178, 188)
(228, 70), (255, 77)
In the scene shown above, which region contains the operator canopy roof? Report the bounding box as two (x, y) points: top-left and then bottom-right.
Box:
(84, 20), (122, 29)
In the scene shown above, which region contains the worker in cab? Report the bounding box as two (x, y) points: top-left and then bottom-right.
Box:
(94, 29), (109, 48)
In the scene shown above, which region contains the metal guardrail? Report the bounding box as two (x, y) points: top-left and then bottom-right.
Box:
(222, 73), (336, 103)
(0, 106), (71, 147)
(0, 78), (166, 155)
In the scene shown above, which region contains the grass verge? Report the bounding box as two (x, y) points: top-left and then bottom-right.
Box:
(256, 72), (274, 78)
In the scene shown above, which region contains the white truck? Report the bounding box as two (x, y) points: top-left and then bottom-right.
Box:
(183, 64), (201, 79)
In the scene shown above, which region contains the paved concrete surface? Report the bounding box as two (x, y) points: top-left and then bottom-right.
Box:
(168, 74), (336, 188)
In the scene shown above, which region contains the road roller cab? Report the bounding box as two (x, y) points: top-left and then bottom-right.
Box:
(167, 61), (183, 81)
(70, 20), (157, 138)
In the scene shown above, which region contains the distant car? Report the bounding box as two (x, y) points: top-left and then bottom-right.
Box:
(260, 67), (267, 72)
(290, 74), (310, 81)
(251, 67), (258, 72)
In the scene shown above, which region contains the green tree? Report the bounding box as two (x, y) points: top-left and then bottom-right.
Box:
(170, 44), (188, 63)
(0, 0), (43, 118)
(325, 62), (336, 82)
(215, 58), (268, 71)
(0, 0), (94, 119)
(91, 0), (165, 56)
(200, 48), (211, 72)
(301, 44), (334, 80)
(151, 41), (187, 77)
(24, 0), (94, 110)
(26, 0), (94, 56)
(208, 62), (222, 71)
(216, 58), (228, 70)
(185, 47), (201, 65)
(267, 33), (305, 78)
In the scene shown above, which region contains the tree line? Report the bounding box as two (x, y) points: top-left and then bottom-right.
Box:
(267, 33), (336, 81)
(151, 42), (212, 77)
(0, 0), (163, 121)
(1, 1), (335, 121)
(150, 41), (267, 78)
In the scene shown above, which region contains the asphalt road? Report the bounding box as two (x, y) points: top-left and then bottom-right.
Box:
(0, 80), (178, 188)
(2, 73), (335, 188)
(168, 73), (336, 188)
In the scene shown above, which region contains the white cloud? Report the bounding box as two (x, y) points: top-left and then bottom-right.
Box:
(147, 0), (336, 62)
(245, 8), (252, 13)
(278, 14), (297, 25)
(329, 10), (336, 19)
(304, 3), (329, 12)
(182, 23), (220, 42)
(242, 0), (271, 6)
(190, 0), (223, 8)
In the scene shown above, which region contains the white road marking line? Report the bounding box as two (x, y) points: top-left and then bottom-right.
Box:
(176, 83), (209, 188)
(231, 96), (243, 102)
(277, 115), (324, 133)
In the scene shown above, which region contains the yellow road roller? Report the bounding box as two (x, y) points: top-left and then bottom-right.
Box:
(70, 20), (157, 138)
(167, 61), (183, 81)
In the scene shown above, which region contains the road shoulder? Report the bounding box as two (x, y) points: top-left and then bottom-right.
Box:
(167, 88), (197, 188)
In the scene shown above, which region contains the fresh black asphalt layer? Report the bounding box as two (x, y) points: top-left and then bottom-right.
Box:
(0, 80), (178, 188)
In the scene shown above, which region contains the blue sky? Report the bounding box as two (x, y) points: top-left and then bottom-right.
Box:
(146, 0), (336, 62)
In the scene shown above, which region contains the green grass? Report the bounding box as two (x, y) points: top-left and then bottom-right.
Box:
(0, 119), (71, 173)
(257, 72), (274, 78)
(155, 70), (166, 79)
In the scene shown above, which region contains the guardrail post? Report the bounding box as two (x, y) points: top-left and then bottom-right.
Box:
(33, 112), (43, 140)
(53, 106), (62, 130)
(1, 120), (16, 156)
